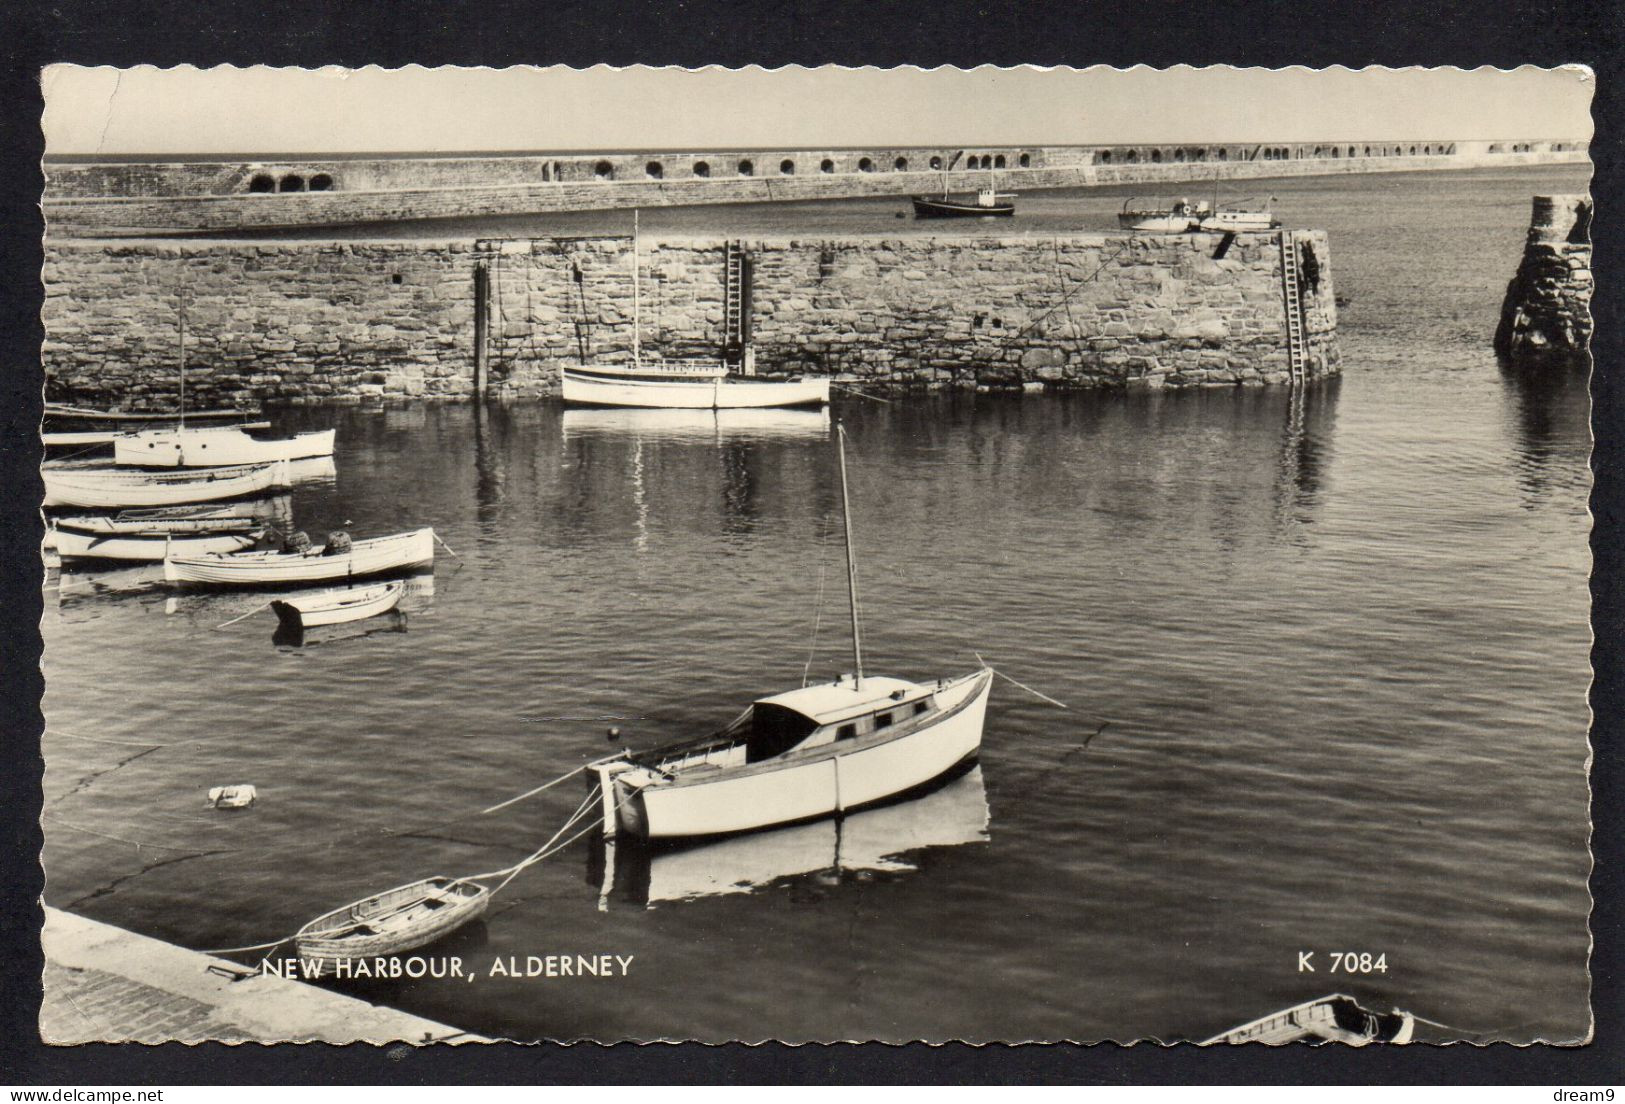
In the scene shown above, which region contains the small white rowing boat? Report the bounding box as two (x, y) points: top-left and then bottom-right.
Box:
(163, 527), (435, 586)
(561, 367), (830, 409)
(54, 513), (262, 536)
(1203, 994), (1416, 1045)
(114, 426), (336, 468)
(42, 459), (290, 509)
(52, 524), (263, 562)
(295, 877), (489, 964)
(270, 581), (405, 632)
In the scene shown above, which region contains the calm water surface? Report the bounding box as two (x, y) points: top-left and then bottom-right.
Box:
(43, 163), (1593, 1042)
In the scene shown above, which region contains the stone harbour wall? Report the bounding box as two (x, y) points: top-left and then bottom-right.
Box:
(42, 231), (1337, 406)
(1494, 195), (1593, 365)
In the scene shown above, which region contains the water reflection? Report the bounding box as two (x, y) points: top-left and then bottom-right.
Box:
(560, 406), (831, 443)
(1498, 361), (1592, 506)
(473, 402), (509, 519)
(592, 764), (989, 909)
(1273, 378), (1340, 538)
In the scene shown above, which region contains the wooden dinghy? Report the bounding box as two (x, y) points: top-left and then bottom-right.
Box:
(52, 523), (263, 562)
(271, 581), (405, 632)
(54, 512), (263, 536)
(588, 425), (993, 842)
(1203, 994), (1416, 1045)
(295, 876), (489, 963)
(42, 459), (290, 509)
(114, 426), (336, 468)
(163, 527), (435, 587)
(45, 402), (260, 428)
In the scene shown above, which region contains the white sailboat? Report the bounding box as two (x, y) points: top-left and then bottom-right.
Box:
(560, 213), (829, 410)
(587, 424), (992, 841)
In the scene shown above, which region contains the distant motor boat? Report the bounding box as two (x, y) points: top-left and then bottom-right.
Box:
(271, 581), (405, 633)
(42, 459), (291, 510)
(114, 426), (336, 468)
(1119, 197), (1211, 233)
(163, 526), (435, 587)
(911, 188), (1016, 219)
(1197, 200), (1281, 232)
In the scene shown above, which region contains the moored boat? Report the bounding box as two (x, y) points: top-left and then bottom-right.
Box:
(114, 426), (336, 468)
(45, 402), (261, 429)
(587, 424), (993, 842)
(1197, 199), (1280, 232)
(42, 459), (290, 510)
(561, 367), (830, 410)
(163, 527), (435, 586)
(911, 189), (1016, 219)
(1118, 197), (1210, 233)
(294, 876), (490, 964)
(1203, 994), (1416, 1045)
(52, 523), (263, 563)
(52, 513), (263, 536)
(271, 581), (405, 632)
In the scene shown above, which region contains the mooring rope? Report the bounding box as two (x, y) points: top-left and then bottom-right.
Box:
(975, 653), (1072, 710)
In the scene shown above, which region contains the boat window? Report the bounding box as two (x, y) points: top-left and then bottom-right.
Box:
(874, 712), (893, 730)
(837, 723), (857, 741)
(913, 701), (928, 715)
(747, 703), (820, 762)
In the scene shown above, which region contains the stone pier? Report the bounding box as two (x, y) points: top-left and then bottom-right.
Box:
(1495, 194), (1593, 365)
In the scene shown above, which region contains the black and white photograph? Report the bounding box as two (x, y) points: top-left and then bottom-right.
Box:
(27, 62), (1594, 1049)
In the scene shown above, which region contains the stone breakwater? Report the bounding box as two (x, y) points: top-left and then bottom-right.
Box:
(43, 144), (1588, 236)
(43, 231), (1337, 406)
(1495, 195), (1593, 365)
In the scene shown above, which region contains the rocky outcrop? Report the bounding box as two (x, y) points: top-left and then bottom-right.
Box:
(1495, 195), (1593, 365)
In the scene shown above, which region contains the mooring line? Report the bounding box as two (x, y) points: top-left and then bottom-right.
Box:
(974, 653), (1072, 710)
(478, 764), (587, 815)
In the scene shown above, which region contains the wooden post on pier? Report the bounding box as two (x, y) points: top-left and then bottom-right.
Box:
(473, 259), (491, 399)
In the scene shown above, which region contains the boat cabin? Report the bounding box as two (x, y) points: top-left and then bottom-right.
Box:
(745, 675), (938, 763)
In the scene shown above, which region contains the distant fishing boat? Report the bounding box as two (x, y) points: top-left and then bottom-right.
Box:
(912, 155), (1016, 219)
(42, 459), (290, 510)
(270, 581), (405, 633)
(588, 425), (993, 842)
(163, 527), (435, 586)
(1204, 994), (1416, 1045)
(51, 522), (263, 563)
(295, 876), (490, 964)
(560, 212), (828, 410)
(114, 426), (336, 468)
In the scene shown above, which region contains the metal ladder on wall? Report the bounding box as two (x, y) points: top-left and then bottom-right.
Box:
(1278, 230), (1308, 385)
(723, 240), (753, 374)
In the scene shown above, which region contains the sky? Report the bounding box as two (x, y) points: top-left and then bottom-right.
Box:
(41, 65), (1593, 156)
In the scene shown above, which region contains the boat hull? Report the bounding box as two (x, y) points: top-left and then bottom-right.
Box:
(115, 428), (336, 468)
(42, 460), (289, 509)
(295, 876), (489, 964)
(602, 669), (993, 841)
(53, 526), (261, 562)
(164, 528), (435, 587)
(271, 581), (404, 631)
(561, 369), (830, 410)
(912, 196), (1015, 219)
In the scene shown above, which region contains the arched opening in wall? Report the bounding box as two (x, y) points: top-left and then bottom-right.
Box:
(1173, 148), (1185, 162)
(278, 174), (306, 192)
(1096, 150), (1111, 164)
(929, 155), (943, 170)
(894, 156), (909, 171)
(646, 161), (664, 179)
(820, 158), (835, 174)
(857, 157), (874, 172)
(1019, 153), (1031, 168)
(248, 174), (275, 193)
(1423, 145), (1433, 155)
(594, 160), (614, 180)
(693, 161), (711, 177)
(308, 173), (334, 191)
(780, 159), (796, 175)
(1409, 146), (1417, 156)
(738, 159), (754, 176)
(1150, 149), (1162, 163)
(993, 154), (1006, 169)
(1195, 149), (1207, 161)
(1216, 149), (1228, 161)
(1330, 148), (1340, 158)
(1124, 149), (1137, 163)
(1363, 146), (1371, 157)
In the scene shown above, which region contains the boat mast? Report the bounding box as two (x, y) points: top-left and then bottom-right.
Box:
(631, 209), (641, 369)
(177, 256), (187, 428)
(836, 422), (864, 687)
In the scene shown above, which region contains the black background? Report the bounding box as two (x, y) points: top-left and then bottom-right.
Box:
(1, 0), (1619, 1085)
